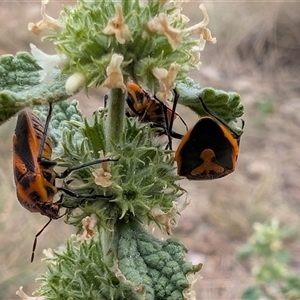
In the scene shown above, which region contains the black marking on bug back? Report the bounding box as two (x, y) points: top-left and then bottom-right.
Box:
(179, 118), (234, 175)
(18, 171), (32, 190)
(14, 111), (35, 172)
(46, 186), (56, 198)
(14, 165), (25, 183)
(135, 89), (147, 105)
(126, 91), (140, 116)
(28, 190), (42, 204)
(150, 101), (165, 124)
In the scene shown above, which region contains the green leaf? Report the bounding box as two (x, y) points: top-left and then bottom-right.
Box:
(33, 99), (83, 150)
(0, 52), (70, 125)
(115, 221), (202, 300)
(176, 78), (244, 133)
(36, 221), (202, 300)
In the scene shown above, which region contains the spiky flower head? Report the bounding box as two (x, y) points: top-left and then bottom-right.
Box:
(30, 0), (216, 97)
(55, 109), (184, 229)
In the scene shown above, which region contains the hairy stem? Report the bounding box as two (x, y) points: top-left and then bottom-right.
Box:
(106, 88), (125, 149)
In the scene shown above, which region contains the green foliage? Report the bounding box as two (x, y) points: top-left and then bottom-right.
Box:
(238, 220), (300, 300)
(0, 52), (69, 125)
(0, 1), (247, 299)
(115, 221), (202, 300)
(36, 234), (143, 300)
(46, 0), (198, 91)
(55, 109), (183, 228)
(37, 221), (200, 300)
(33, 99), (83, 149)
(177, 78), (244, 133)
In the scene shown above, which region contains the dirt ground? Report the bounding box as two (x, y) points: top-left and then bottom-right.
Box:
(0, 1), (299, 299)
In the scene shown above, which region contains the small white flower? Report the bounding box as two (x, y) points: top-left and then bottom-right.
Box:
(102, 54), (126, 92)
(103, 4), (131, 44)
(150, 202), (179, 234)
(42, 248), (54, 259)
(28, 0), (63, 35)
(190, 46), (202, 69)
(92, 151), (113, 187)
(42, 248), (57, 265)
(93, 167), (113, 188)
(169, 0), (190, 9)
(16, 286), (46, 300)
(147, 13), (183, 49)
(152, 63), (180, 101)
(184, 4), (217, 46)
(65, 72), (86, 95)
(30, 44), (69, 82)
(183, 274), (202, 300)
(77, 214), (98, 241)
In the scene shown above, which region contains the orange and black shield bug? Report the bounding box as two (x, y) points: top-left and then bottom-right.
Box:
(125, 82), (188, 149)
(175, 97), (244, 180)
(13, 107), (60, 220)
(13, 103), (118, 261)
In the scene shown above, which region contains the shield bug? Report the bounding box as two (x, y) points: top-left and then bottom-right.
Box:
(13, 103), (117, 261)
(175, 97), (244, 180)
(125, 82), (188, 149)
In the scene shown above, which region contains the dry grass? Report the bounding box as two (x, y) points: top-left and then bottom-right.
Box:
(0, 1), (300, 299)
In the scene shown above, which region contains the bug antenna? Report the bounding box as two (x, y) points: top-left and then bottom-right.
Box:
(162, 103), (173, 150)
(31, 218), (52, 263)
(57, 157), (119, 179)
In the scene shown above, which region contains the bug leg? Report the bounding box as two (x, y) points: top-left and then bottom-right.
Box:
(162, 88), (188, 150)
(58, 187), (115, 200)
(198, 96), (243, 138)
(57, 187), (114, 211)
(161, 104), (173, 150)
(170, 131), (184, 139)
(168, 88), (179, 137)
(57, 157), (119, 179)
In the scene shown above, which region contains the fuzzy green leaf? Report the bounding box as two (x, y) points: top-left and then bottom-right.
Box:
(176, 78), (244, 133)
(0, 52), (70, 125)
(115, 221), (202, 300)
(32, 99), (83, 150)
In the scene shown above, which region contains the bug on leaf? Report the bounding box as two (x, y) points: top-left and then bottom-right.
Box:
(175, 97), (244, 180)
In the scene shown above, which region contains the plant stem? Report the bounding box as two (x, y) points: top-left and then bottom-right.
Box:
(106, 88), (125, 150)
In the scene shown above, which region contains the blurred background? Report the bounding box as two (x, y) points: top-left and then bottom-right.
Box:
(0, 1), (299, 299)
